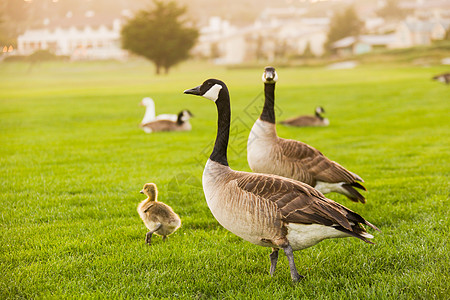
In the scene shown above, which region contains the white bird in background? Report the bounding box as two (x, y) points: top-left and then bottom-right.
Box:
(140, 97), (178, 124)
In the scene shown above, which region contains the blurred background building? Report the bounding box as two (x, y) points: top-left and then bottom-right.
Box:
(2, 0), (450, 63)
(16, 12), (128, 60)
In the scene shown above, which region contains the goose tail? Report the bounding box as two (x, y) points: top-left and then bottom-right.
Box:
(332, 205), (381, 242)
(341, 183), (366, 203)
(351, 172), (364, 182)
(333, 222), (378, 244)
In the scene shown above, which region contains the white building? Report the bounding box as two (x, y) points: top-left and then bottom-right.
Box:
(17, 12), (128, 60)
(276, 18), (329, 57)
(392, 18), (450, 48)
(332, 34), (397, 56)
(193, 16), (329, 64)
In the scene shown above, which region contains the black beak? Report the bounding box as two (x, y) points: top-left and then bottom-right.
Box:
(264, 71), (275, 82)
(184, 85), (202, 96)
(140, 190), (144, 194)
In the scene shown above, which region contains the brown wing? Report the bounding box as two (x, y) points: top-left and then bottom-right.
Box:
(141, 120), (176, 132)
(281, 115), (321, 127)
(234, 172), (374, 232)
(277, 138), (361, 185)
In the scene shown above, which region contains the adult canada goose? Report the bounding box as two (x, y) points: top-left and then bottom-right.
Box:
(140, 110), (193, 133)
(184, 79), (379, 282)
(432, 72), (450, 84)
(140, 97), (178, 123)
(280, 106), (329, 127)
(247, 67), (367, 203)
(137, 183), (181, 245)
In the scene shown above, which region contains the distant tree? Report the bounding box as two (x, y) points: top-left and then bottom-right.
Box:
(377, 0), (408, 20)
(121, 0), (198, 74)
(0, 14), (5, 46)
(325, 6), (363, 52)
(0, 0), (30, 47)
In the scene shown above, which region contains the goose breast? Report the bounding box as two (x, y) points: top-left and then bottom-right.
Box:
(203, 160), (284, 247)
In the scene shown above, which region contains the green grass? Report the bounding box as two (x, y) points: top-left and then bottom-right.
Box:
(0, 59), (449, 299)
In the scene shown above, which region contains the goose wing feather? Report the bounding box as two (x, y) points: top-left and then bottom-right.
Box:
(282, 115), (320, 126)
(234, 172), (375, 232)
(277, 138), (362, 184)
(140, 119), (176, 132)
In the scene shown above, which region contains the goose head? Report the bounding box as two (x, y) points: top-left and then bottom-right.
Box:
(262, 66), (278, 84)
(140, 97), (154, 107)
(184, 79), (231, 166)
(140, 183), (158, 201)
(181, 109), (194, 119)
(183, 79), (227, 103)
(315, 106), (325, 115)
(315, 106), (328, 124)
(177, 109), (194, 124)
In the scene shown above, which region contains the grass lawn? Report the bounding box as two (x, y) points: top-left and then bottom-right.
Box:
(0, 59), (449, 299)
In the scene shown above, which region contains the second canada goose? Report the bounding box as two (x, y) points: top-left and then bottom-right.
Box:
(140, 97), (178, 123)
(247, 67), (367, 203)
(280, 106), (329, 127)
(140, 110), (193, 133)
(137, 183), (181, 245)
(184, 78), (379, 282)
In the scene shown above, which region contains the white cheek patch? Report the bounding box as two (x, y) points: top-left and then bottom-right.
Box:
(202, 84), (222, 102)
(273, 72), (278, 82)
(181, 112), (190, 122)
(262, 71), (278, 83)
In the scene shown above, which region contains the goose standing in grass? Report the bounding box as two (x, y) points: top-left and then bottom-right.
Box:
(137, 183), (181, 245)
(280, 106), (329, 127)
(140, 97), (178, 123)
(140, 110), (193, 133)
(184, 79), (379, 282)
(247, 67), (367, 203)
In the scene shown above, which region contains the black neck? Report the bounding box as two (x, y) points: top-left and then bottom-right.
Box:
(176, 113), (183, 125)
(315, 111), (324, 120)
(260, 83), (276, 124)
(210, 88), (230, 166)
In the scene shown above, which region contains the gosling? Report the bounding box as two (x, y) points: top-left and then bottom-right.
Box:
(137, 183), (181, 245)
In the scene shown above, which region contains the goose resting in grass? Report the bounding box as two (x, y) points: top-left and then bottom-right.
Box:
(432, 72), (450, 85)
(140, 97), (178, 123)
(184, 78), (379, 282)
(140, 110), (193, 133)
(280, 106), (329, 127)
(247, 67), (367, 203)
(137, 183), (181, 245)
